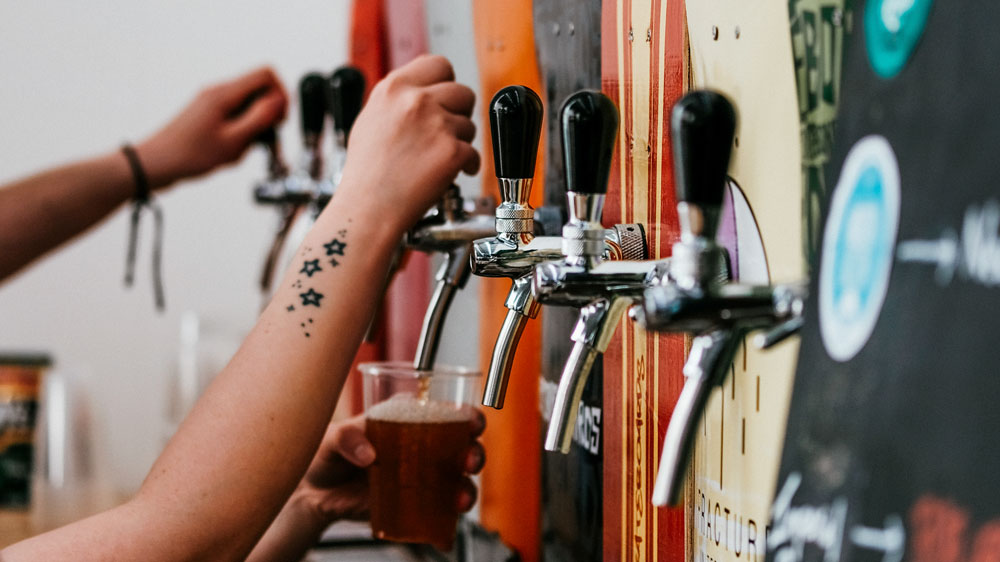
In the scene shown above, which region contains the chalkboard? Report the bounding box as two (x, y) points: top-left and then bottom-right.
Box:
(769, 2), (1000, 561)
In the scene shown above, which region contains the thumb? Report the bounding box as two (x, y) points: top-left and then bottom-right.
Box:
(333, 419), (377, 468)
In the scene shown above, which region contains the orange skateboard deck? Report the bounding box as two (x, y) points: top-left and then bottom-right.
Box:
(600, 1), (688, 560)
(471, 1), (545, 560)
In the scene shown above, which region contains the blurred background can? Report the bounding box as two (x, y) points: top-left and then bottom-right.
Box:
(0, 353), (50, 508)
(360, 361), (480, 551)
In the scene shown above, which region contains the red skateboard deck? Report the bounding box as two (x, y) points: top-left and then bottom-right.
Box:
(600, 1), (688, 560)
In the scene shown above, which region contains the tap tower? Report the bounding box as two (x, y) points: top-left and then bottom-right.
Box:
(472, 87), (646, 410)
(636, 91), (805, 506)
(532, 91), (653, 454)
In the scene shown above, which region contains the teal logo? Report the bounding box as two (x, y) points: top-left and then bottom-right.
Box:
(864, 0), (933, 78)
(820, 136), (900, 362)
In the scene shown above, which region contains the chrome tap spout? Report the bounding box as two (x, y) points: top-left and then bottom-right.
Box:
(476, 225), (648, 409)
(543, 296), (635, 452)
(408, 186), (497, 372)
(651, 329), (741, 506)
(482, 277), (540, 409)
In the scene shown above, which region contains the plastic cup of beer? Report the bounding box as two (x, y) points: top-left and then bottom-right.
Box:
(359, 361), (480, 550)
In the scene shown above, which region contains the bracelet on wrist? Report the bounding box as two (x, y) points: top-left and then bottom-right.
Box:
(121, 143), (166, 312)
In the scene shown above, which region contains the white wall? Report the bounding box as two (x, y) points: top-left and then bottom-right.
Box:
(424, 0), (482, 372)
(0, 0), (485, 496)
(0, 1), (356, 492)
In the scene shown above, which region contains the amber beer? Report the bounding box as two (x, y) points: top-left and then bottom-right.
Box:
(366, 394), (474, 549)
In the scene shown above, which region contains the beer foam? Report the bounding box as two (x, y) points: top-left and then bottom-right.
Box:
(367, 394), (471, 424)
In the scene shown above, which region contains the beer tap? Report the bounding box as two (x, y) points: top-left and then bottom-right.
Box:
(533, 91), (653, 453)
(406, 192), (497, 371)
(632, 91), (806, 507)
(255, 73), (329, 297)
(315, 66), (365, 214)
(472, 86), (645, 409)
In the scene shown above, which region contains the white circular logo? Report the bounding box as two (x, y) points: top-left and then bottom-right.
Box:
(820, 135), (901, 362)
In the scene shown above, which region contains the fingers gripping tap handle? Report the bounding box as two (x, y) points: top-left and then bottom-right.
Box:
(489, 86), (543, 180)
(561, 90), (619, 196)
(299, 73), (328, 140)
(671, 91), (736, 240)
(326, 66), (365, 144)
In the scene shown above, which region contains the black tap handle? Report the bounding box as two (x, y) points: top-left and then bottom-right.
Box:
(560, 90), (619, 195)
(255, 126), (277, 147)
(299, 73), (328, 138)
(489, 85), (543, 179)
(670, 90), (736, 208)
(326, 66), (365, 143)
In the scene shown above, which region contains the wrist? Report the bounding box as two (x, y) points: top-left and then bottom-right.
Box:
(287, 486), (336, 537)
(319, 178), (411, 246)
(134, 137), (181, 191)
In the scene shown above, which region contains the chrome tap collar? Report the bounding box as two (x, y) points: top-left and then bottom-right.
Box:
(668, 239), (729, 291)
(495, 178), (535, 239)
(567, 191), (604, 224)
(562, 192), (607, 268)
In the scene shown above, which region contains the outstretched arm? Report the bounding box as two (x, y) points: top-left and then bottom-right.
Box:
(0, 66), (287, 283)
(2, 54), (478, 562)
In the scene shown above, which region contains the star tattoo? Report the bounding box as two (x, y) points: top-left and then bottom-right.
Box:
(300, 288), (324, 307)
(329, 258), (340, 267)
(300, 259), (322, 277)
(324, 238), (346, 256)
(286, 305), (295, 312)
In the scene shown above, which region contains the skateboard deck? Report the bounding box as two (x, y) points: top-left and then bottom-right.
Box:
(471, 1), (545, 560)
(790, 0), (854, 267)
(600, 1), (687, 560)
(683, 3), (804, 562)
(769, 2), (1000, 561)
(531, 2), (605, 561)
(349, 0), (388, 100)
(339, 0), (391, 417)
(382, 0), (433, 364)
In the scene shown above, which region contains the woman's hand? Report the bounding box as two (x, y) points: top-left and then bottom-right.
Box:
(302, 411), (486, 522)
(336, 54), (480, 234)
(247, 412), (485, 561)
(136, 66), (288, 190)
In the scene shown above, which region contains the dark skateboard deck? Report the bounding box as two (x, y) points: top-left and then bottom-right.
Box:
(531, 1), (605, 561)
